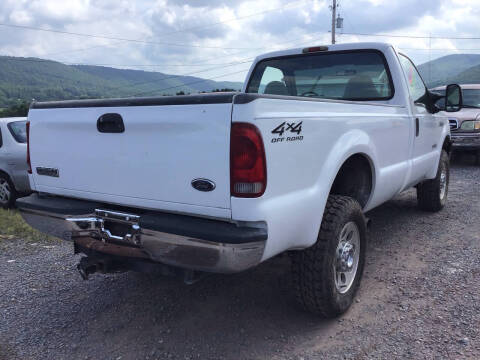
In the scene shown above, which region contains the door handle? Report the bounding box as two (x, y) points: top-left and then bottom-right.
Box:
(97, 113), (125, 133)
(415, 117), (419, 137)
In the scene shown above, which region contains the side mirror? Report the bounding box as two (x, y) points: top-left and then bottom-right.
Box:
(445, 84), (462, 112)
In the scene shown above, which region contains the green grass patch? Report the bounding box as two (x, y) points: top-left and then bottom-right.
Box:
(0, 208), (55, 243)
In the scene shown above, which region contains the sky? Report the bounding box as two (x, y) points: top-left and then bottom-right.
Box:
(0, 0), (479, 84)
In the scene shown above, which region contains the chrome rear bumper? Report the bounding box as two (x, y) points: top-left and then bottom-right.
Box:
(17, 194), (267, 273)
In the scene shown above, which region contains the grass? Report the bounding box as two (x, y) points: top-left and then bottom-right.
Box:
(0, 208), (55, 243)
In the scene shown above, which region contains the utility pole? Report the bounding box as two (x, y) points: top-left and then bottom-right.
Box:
(331, 0), (337, 44)
(428, 33), (432, 85)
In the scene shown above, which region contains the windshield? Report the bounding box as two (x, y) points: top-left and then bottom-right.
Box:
(462, 89), (480, 108)
(434, 88), (480, 109)
(246, 50), (393, 101)
(7, 121), (27, 143)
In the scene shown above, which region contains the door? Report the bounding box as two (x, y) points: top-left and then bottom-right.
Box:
(399, 54), (440, 184)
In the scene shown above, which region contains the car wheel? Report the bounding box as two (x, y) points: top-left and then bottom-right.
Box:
(291, 195), (366, 317)
(417, 150), (449, 212)
(0, 173), (17, 209)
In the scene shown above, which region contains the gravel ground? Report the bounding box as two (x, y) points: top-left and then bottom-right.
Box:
(1, 154), (479, 360)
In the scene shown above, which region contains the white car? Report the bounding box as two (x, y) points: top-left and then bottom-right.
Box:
(17, 42), (461, 316)
(0, 117), (30, 208)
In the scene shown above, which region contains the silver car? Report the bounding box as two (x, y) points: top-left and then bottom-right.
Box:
(0, 117), (31, 208)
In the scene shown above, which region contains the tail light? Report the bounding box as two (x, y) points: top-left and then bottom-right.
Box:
(26, 121), (32, 174)
(302, 46), (328, 53)
(230, 122), (266, 198)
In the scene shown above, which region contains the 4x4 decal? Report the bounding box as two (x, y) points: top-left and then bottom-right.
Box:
(271, 121), (304, 143)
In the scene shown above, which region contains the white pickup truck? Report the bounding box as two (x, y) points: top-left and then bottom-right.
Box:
(18, 42), (463, 317)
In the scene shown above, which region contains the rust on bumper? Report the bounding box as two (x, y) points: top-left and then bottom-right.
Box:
(74, 237), (150, 259)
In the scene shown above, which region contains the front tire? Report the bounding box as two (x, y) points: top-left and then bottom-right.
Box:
(291, 195), (366, 317)
(417, 150), (449, 212)
(0, 173), (16, 209)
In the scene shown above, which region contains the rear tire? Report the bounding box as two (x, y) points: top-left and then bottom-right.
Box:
(0, 173), (16, 209)
(291, 195), (366, 317)
(417, 150), (449, 212)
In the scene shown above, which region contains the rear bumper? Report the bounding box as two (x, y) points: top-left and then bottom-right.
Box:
(16, 194), (267, 273)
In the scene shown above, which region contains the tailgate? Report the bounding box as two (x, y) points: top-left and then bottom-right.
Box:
(28, 95), (233, 216)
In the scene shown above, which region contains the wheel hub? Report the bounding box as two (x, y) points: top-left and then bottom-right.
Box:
(337, 242), (355, 272)
(334, 221), (361, 294)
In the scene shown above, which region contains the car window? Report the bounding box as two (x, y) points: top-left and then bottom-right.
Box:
(399, 54), (426, 102)
(7, 121), (27, 143)
(461, 89), (480, 108)
(247, 50), (394, 100)
(432, 88), (480, 110)
(257, 66), (286, 95)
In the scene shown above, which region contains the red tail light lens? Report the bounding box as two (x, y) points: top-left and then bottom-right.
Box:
(302, 46), (328, 53)
(230, 122), (266, 198)
(26, 121), (32, 174)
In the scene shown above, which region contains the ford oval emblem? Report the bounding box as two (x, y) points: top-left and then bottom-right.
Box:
(191, 178), (216, 192)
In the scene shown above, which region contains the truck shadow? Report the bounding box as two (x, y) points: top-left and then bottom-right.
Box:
(61, 195), (458, 358)
(450, 151), (478, 167)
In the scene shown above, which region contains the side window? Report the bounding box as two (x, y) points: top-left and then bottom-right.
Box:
(258, 66), (287, 95)
(7, 121), (27, 143)
(399, 55), (426, 102)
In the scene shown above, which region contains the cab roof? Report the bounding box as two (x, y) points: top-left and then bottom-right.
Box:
(254, 42), (395, 63)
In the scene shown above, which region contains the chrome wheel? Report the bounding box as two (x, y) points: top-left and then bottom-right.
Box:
(334, 221), (360, 294)
(439, 166), (447, 200)
(0, 178), (11, 205)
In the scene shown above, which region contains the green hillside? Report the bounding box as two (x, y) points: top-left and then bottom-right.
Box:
(3, 53), (480, 109)
(445, 63), (480, 85)
(0, 56), (243, 107)
(418, 54), (480, 87)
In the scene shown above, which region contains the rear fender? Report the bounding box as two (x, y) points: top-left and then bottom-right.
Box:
(284, 129), (378, 251)
(232, 129), (378, 260)
(321, 129), (378, 209)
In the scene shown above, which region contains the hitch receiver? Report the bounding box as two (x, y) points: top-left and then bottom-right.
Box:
(77, 256), (102, 280)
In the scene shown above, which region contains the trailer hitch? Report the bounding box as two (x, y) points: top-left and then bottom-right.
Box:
(77, 256), (102, 280)
(66, 209), (141, 245)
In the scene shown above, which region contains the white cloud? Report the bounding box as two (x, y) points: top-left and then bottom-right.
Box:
(9, 10), (32, 25)
(0, 0), (479, 85)
(29, 0), (91, 22)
